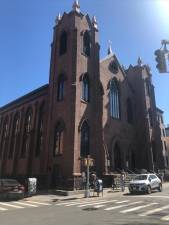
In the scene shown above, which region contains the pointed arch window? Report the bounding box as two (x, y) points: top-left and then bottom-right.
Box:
(127, 98), (133, 124)
(59, 31), (67, 55)
(83, 31), (90, 57)
(0, 117), (9, 159)
(0, 116), (2, 132)
(57, 74), (65, 101)
(148, 108), (153, 127)
(53, 121), (65, 156)
(145, 78), (151, 96)
(21, 109), (33, 158)
(81, 74), (89, 102)
(4, 119), (9, 138)
(152, 141), (156, 163)
(9, 113), (20, 159)
(80, 121), (90, 157)
(36, 104), (45, 157)
(109, 79), (120, 119)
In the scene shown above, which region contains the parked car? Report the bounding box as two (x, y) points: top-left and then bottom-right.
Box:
(0, 179), (25, 200)
(128, 174), (162, 194)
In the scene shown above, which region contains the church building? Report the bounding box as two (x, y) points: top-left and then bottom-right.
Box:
(0, 1), (165, 189)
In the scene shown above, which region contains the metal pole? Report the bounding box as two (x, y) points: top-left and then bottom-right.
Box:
(85, 155), (90, 198)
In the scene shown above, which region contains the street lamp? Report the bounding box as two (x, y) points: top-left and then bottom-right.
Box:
(82, 155), (94, 198)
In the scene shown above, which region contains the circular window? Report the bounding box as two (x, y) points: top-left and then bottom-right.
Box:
(109, 61), (118, 74)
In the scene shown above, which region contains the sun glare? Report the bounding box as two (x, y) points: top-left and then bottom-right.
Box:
(156, 0), (169, 19)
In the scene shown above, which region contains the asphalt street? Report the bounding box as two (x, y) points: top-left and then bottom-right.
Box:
(0, 187), (169, 225)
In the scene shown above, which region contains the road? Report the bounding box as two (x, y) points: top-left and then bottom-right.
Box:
(0, 186), (169, 225)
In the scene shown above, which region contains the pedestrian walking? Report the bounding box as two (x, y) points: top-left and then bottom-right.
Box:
(120, 170), (126, 192)
(112, 175), (116, 191)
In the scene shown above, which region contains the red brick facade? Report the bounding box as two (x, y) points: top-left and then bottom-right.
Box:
(0, 3), (165, 189)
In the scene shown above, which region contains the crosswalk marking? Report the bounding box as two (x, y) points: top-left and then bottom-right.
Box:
(0, 200), (51, 212)
(0, 202), (24, 209)
(116, 200), (130, 204)
(24, 201), (51, 206)
(56, 201), (87, 206)
(78, 200), (118, 207)
(13, 202), (39, 207)
(94, 205), (105, 208)
(56, 199), (104, 206)
(139, 205), (169, 216)
(65, 200), (107, 207)
(0, 207), (8, 211)
(1, 196), (169, 222)
(161, 215), (169, 221)
(120, 203), (159, 213)
(54, 198), (169, 221)
(134, 195), (169, 199)
(104, 201), (143, 211)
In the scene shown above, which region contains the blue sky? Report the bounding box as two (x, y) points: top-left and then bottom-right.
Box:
(0, 0), (169, 124)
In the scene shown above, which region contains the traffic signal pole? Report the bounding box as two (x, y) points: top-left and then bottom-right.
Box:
(81, 155), (94, 198)
(85, 155), (90, 198)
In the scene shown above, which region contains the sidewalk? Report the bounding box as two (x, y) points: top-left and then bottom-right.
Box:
(23, 188), (129, 203)
(24, 182), (169, 203)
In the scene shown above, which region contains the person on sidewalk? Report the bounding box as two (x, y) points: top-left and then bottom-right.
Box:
(120, 170), (126, 192)
(112, 175), (116, 191)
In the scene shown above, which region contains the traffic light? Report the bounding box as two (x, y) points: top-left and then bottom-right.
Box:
(154, 49), (167, 73)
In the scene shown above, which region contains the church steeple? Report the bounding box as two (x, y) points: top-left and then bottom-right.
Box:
(72, 0), (80, 13)
(108, 40), (113, 55)
(92, 16), (98, 30)
(137, 57), (143, 66)
(55, 13), (61, 25)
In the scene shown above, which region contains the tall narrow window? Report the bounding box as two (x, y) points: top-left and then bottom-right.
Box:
(21, 109), (32, 158)
(109, 79), (120, 119)
(127, 98), (133, 124)
(36, 104), (45, 157)
(59, 31), (67, 55)
(0, 117), (9, 159)
(0, 117), (2, 132)
(82, 74), (89, 102)
(164, 141), (167, 151)
(83, 31), (90, 56)
(53, 121), (64, 156)
(145, 79), (151, 96)
(0, 117), (3, 147)
(152, 141), (156, 163)
(149, 109), (153, 127)
(9, 113), (20, 159)
(57, 75), (65, 101)
(161, 116), (163, 124)
(80, 121), (90, 157)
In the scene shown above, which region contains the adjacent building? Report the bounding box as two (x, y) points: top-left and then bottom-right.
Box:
(165, 126), (169, 167)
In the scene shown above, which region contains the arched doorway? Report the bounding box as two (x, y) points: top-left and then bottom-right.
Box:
(114, 143), (122, 170)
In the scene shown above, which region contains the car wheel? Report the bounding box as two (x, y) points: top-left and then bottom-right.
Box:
(158, 184), (162, 192)
(147, 185), (151, 194)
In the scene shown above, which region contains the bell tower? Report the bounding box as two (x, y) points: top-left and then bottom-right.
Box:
(46, 1), (103, 189)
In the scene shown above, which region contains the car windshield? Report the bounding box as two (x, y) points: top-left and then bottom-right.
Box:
(134, 175), (147, 180)
(2, 179), (19, 186)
